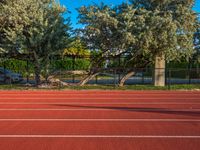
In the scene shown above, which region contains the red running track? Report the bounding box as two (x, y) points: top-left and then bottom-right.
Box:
(0, 90), (199, 150)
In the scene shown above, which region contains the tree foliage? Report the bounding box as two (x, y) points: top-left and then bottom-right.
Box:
(77, 0), (197, 86)
(130, 0), (197, 61)
(78, 1), (197, 62)
(0, 0), (71, 85)
(78, 3), (137, 57)
(63, 38), (90, 56)
(194, 20), (200, 63)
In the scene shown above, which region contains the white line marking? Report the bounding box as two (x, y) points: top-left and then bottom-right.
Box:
(0, 108), (198, 111)
(0, 97), (199, 100)
(1, 92), (199, 93)
(1, 95), (199, 98)
(0, 119), (199, 122)
(1, 92), (199, 95)
(0, 135), (199, 138)
(0, 102), (199, 105)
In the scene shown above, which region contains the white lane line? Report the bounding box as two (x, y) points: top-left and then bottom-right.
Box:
(0, 102), (199, 105)
(0, 97), (199, 100)
(0, 135), (199, 138)
(0, 119), (199, 122)
(1, 92), (199, 94)
(0, 108), (199, 111)
(1, 92), (199, 95)
(1, 95), (199, 98)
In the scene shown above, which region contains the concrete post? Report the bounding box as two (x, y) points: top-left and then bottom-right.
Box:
(153, 54), (165, 86)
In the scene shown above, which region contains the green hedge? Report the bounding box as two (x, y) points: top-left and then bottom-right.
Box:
(0, 58), (91, 75)
(0, 59), (34, 76)
(51, 58), (91, 70)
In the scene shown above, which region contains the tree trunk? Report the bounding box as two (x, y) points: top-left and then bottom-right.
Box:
(78, 72), (99, 86)
(119, 71), (136, 87)
(47, 76), (68, 87)
(76, 55), (106, 86)
(153, 54), (165, 86)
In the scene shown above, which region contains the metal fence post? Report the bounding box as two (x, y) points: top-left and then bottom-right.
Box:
(3, 61), (6, 84)
(187, 59), (192, 84)
(189, 62), (192, 84)
(72, 55), (75, 83)
(95, 75), (98, 84)
(26, 60), (29, 84)
(59, 68), (62, 90)
(168, 69), (171, 90)
(118, 55), (121, 83)
(142, 68), (144, 84)
(114, 68), (117, 88)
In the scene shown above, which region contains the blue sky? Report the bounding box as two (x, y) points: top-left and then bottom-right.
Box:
(60, 0), (200, 29)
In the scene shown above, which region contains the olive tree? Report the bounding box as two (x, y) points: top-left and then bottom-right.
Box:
(1, 0), (71, 85)
(77, 3), (137, 86)
(130, 0), (197, 86)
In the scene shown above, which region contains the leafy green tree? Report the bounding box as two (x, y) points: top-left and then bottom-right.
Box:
(77, 3), (138, 85)
(78, 1), (197, 86)
(193, 18), (200, 77)
(0, 0), (9, 53)
(63, 38), (90, 56)
(1, 0), (71, 85)
(129, 0), (197, 86)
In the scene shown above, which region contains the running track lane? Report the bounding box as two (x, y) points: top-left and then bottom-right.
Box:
(0, 90), (199, 150)
(0, 109), (199, 119)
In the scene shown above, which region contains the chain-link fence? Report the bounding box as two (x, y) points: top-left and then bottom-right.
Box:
(0, 56), (199, 87)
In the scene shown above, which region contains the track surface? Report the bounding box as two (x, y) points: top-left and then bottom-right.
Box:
(0, 90), (199, 150)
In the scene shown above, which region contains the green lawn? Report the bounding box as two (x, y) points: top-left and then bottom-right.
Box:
(0, 84), (199, 90)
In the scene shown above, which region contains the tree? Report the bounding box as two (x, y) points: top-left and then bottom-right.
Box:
(77, 1), (197, 86)
(1, 0), (71, 85)
(63, 38), (90, 56)
(193, 17), (200, 77)
(77, 3), (137, 85)
(130, 0), (197, 86)
(0, 0), (10, 53)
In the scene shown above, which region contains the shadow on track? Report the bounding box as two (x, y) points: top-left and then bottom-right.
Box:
(52, 104), (200, 117)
